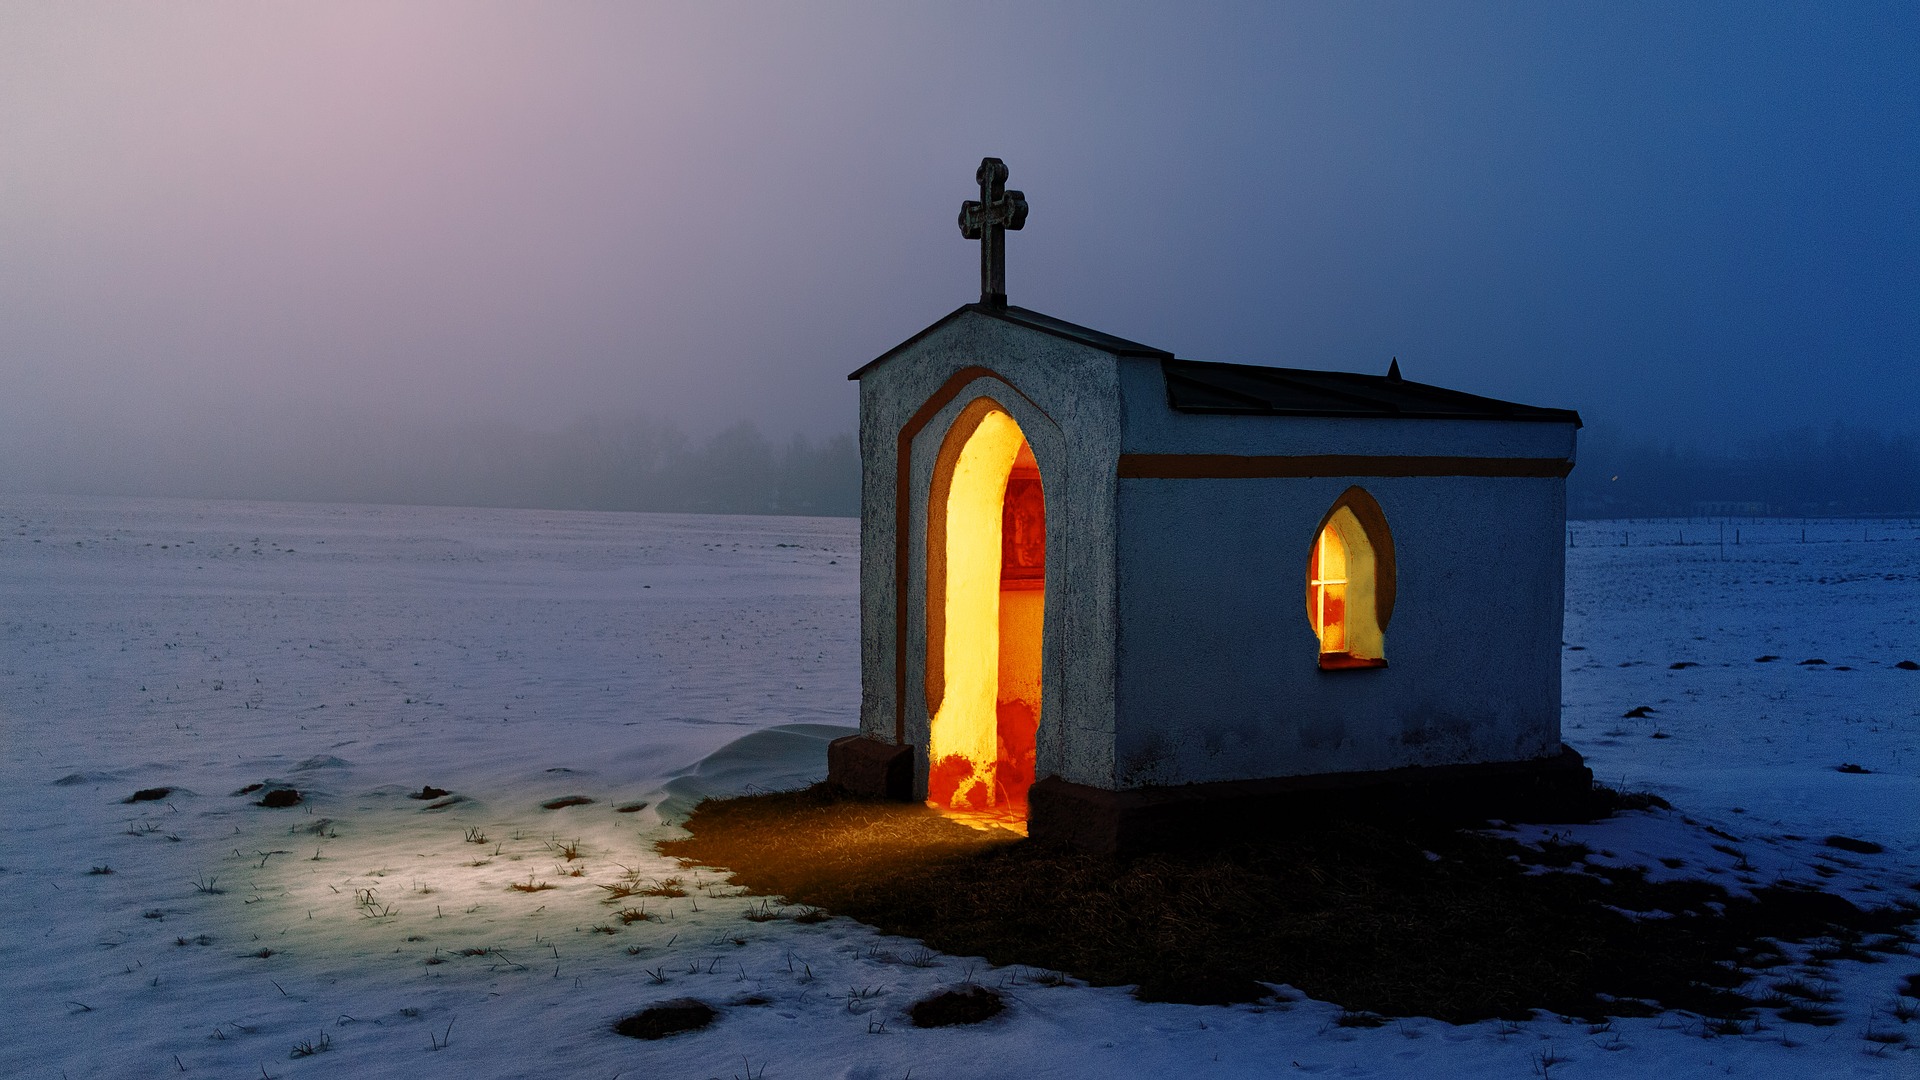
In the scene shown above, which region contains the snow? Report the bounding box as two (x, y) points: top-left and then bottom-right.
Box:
(1, 495), (1915, 1079)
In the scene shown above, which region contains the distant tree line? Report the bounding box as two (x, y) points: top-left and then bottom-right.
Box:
(1570, 422), (1920, 518)
(4, 411), (861, 517)
(10, 407), (1914, 521)
(420, 416), (861, 516)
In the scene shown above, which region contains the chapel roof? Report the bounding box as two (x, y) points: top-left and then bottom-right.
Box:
(849, 303), (1172, 380)
(1163, 358), (1582, 425)
(853, 304), (1580, 426)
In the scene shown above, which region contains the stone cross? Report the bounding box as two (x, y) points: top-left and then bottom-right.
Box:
(958, 157), (1028, 308)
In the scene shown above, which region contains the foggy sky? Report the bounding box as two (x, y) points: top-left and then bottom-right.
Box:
(2, 2), (1915, 463)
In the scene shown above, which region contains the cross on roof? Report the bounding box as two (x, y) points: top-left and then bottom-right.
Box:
(958, 157), (1028, 308)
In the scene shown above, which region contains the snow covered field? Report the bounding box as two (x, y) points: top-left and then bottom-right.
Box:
(1, 495), (1914, 1079)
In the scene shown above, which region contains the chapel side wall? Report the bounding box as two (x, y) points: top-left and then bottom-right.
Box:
(1111, 470), (1569, 786)
(858, 312), (1125, 792)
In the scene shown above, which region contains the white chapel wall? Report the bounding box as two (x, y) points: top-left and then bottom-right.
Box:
(1110, 463), (1570, 787)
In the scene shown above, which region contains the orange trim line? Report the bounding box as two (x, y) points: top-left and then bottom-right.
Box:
(1117, 454), (1573, 479)
(891, 368), (1051, 744)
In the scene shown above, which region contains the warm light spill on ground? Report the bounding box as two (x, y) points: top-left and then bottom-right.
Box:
(927, 801), (1029, 836)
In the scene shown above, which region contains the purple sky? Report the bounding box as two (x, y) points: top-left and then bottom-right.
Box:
(3, 2), (1914, 449)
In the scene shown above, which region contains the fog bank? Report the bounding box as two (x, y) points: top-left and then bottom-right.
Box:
(5, 407), (1913, 520)
(1571, 423), (1920, 518)
(0, 410), (857, 517)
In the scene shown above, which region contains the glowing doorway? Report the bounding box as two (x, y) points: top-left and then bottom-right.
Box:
(925, 403), (1044, 830)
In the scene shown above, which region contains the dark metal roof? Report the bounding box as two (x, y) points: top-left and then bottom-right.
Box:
(849, 304), (1172, 380)
(1163, 358), (1582, 425)
(850, 305), (1579, 426)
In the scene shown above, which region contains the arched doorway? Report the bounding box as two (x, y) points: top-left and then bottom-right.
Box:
(925, 400), (1045, 827)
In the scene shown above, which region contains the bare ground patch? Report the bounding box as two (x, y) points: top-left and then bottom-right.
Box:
(661, 784), (1918, 1022)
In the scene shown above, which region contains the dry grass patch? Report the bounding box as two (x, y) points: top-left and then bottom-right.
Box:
(661, 785), (1919, 1022)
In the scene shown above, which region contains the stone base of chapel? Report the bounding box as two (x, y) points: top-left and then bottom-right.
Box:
(825, 734), (916, 801)
(1027, 746), (1596, 855)
(825, 736), (1595, 855)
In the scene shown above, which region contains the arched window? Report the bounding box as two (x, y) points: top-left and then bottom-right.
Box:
(1306, 487), (1394, 670)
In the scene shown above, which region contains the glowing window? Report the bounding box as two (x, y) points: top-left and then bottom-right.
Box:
(1305, 488), (1394, 670)
(1308, 524), (1349, 654)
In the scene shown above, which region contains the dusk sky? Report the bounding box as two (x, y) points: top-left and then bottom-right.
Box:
(3, 2), (1914, 455)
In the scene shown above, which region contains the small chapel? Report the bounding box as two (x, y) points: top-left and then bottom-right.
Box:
(827, 159), (1593, 852)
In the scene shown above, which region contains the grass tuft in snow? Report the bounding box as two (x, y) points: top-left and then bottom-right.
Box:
(638, 876), (687, 898)
(740, 899), (782, 922)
